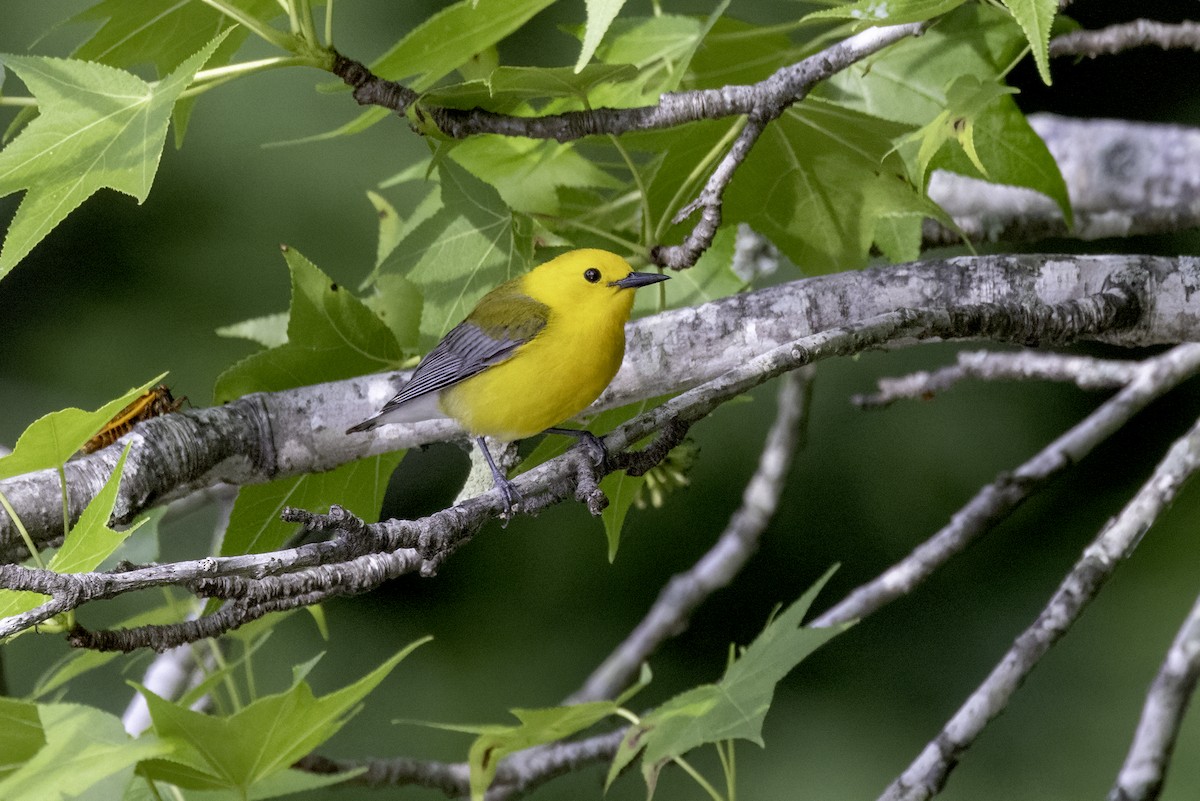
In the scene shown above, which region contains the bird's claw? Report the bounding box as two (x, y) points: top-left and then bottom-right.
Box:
(574, 431), (609, 468)
(494, 476), (523, 525)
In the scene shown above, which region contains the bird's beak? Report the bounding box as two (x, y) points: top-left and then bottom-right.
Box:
(610, 271), (670, 289)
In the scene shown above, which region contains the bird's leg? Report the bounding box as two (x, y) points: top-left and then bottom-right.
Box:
(476, 436), (522, 520)
(545, 427), (608, 468)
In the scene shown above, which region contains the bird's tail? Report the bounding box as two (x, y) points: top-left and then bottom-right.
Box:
(345, 393), (445, 435)
(345, 417), (379, 434)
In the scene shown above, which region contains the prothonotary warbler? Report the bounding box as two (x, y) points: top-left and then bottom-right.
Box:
(347, 248), (669, 514)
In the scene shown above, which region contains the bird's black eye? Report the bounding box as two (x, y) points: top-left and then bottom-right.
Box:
(583, 267), (601, 283)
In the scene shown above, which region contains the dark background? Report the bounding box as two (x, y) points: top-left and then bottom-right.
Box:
(2, 2), (1199, 799)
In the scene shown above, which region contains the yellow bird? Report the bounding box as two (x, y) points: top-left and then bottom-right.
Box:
(347, 249), (669, 513)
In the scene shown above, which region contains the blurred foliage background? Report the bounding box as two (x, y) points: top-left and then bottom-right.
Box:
(2, 1), (1200, 799)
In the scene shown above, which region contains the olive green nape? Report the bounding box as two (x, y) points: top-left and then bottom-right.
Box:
(465, 280), (551, 341)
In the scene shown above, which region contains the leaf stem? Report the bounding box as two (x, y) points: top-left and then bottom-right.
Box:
(0, 96), (36, 107)
(0, 489), (45, 569)
(297, 0), (321, 47)
(531, 214), (643, 255)
(199, 0), (295, 51)
(673, 755), (725, 801)
(324, 0), (335, 49)
(193, 56), (313, 85)
(56, 465), (69, 548)
(608, 135), (653, 247)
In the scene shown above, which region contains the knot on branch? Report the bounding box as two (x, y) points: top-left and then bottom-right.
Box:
(612, 419), (694, 476)
(332, 51), (418, 114)
(943, 287), (1139, 346)
(281, 504), (379, 556)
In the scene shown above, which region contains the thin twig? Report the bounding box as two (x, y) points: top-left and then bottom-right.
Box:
(853, 349), (1143, 409)
(1108, 590), (1200, 801)
(816, 343), (1200, 630)
(294, 728), (626, 798)
(878, 409), (1200, 801)
(1051, 20), (1200, 58)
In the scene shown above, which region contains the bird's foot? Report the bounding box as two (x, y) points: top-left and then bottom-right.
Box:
(493, 475), (523, 525)
(573, 431), (609, 468)
(545, 427), (609, 468)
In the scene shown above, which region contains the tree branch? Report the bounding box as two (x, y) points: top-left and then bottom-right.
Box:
(1108, 590), (1200, 801)
(0, 255), (1180, 557)
(852, 349), (1143, 408)
(331, 25), (922, 143)
(568, 368), (812, 704)
(0, 287), (1135, 643)
(334, 24), (924, 269)
(878, 408), (1200, 801)
(1051, 20), (1200, 58)
(813, 343), (1200, 630)
(926, 115), (1200, 245)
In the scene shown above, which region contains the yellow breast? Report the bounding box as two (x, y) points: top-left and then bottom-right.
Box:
(439, 311), (626, 441)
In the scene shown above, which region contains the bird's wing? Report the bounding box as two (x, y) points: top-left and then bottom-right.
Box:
(384, 292), (549, 409)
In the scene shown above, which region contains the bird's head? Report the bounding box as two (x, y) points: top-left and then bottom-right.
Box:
(523, 249), (669, 321)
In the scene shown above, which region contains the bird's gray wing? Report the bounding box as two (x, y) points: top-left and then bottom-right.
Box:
(382, 293), (549, 409)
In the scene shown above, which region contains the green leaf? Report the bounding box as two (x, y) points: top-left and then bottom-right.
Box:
(587, 15), (705, 105)
(363, 274), (423, 352)
(182, 767), (367, 800)
(447, 135), (623, 214)
(0, 703), (172, 801)
(901, 75), (1019, 184)
(221, 451), (405, 557)
(927, 93), (1071, 224)
(368, 190), (404, 268)
(67, 0), (279, 144)
(1000, 0), (1056, 85)
(372, 0), (556, 88)
(607, 567), (850, 795)
(214, 247), (403, 402)
(49, 445), (141, 574)
(803, 0), (966, 26)
(688, 17), (799, 88)
(725, 99), (922, 272)
(0, 445), (140, 626)
(0, 697), (43, 778)
(70, 0), (276, 74)
(138, 638), (429, 793)
(0, 34), (228, 278)
(215, 312), (289, 348)
(0, 374), (163, 480)
(576, 0), (629, 72)
(600, 470), (647, 562)
(379, 161), (533, 346)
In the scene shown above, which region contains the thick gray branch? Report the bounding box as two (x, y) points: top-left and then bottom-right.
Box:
(1, 254), (1189, 554)
(927, 115), (1200, 245)
(0, 288), (1133, 641)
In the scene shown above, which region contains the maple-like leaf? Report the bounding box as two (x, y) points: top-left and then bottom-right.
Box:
(0, 34), (224, 279)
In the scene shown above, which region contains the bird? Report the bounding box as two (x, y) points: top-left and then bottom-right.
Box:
(347, 248), (669, 516)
